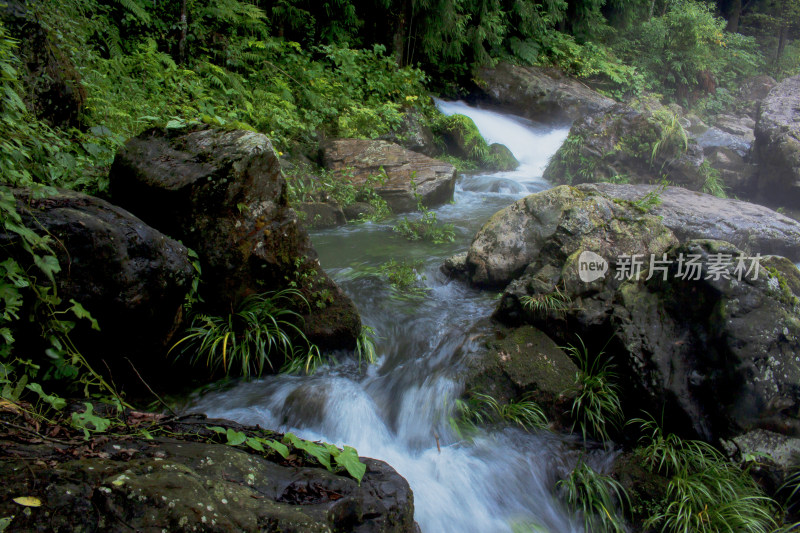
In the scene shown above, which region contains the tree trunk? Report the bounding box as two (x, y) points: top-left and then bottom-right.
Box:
(392, 0), (409, 66)
(725, 0), (741, 32)
(178, 0), (188, 65)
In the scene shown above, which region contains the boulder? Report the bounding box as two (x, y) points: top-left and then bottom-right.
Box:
(110, 127), (360, 351)
(754, 75), (800, 208)
(0, 188), (194, 378)
(542, 104), (707, 191)
(462, 326), (577, 423)
(585, 183), (800, 261)
(322, 139), (457, 213)
(0, 414), (416, 533)
(379, 108), (438, 157)
(464, 185), (677, 289)
(295, 202), (347, 229)
(460, 185), (800, 439)
(470, 63), (615, 123)
(487, 143), (519, 171)
(738, 75), (777, 119)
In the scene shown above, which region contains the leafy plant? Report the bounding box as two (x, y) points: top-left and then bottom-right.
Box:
(649, 109), (689, 164)
(700, 162), (727, 198)
(170, 289), (319, 377)
(565, 337), (623, 444)
(631, 181), (667, 213)
(355, 325), (378, 367)
(557, 459), (629, 533)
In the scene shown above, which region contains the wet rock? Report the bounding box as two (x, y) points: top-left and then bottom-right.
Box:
(343, 201), (378, 221)
(0, 420), (416, 533)
(585, 183), (800, 261)
(110, 127), (360, 352)
(542, 103), (707, 191)
(441, 252), (468, 280)
(465, 185), (677, 289)
(470, 62), (615, 122)
(612, 452), (669, 531)
(754, 75), (800, 208)
(609, 241), (800, 439)
(487, 143), (519, 171)
(463, 326), (577, 423)
(0, 188), (193, 380)
(295, 202), (347, 229)
(738, 75), (777, 119)
(380, 108), (438, 157)
(322, 139), (457, 213)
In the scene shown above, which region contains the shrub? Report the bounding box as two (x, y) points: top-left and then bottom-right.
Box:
(565, 337), (623, 444)
(450, 392), (549, 437)
(558, 459), (629, 533)
(171, 289), (320, 377)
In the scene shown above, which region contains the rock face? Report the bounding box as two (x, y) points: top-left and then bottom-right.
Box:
(754, 75), (800, 207)
(110, 127), (360, 351)
(458, 185), (800, 440)
(586, 183), (800, 261)
(379, 108), (438, 157)
(0, 415), (416, 533)
(1, 188), (193, 375)
(463, 326), (577, 423)
(322, 139), (457, 213)
(470, 62), (615, 122)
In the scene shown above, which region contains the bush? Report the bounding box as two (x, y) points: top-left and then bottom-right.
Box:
(558, 459), (629, 533)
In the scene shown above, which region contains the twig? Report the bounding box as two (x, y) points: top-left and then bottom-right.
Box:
(434, 432), (441, 454)
(0, 419), (74, 445)
(125, 358), (178, 417)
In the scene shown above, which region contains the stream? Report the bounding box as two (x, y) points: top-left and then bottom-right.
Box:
(190, 102), (608, 532)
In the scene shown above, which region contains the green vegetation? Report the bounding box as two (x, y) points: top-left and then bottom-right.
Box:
(700, 161), (728, 197)
(355, 325), (379, 367)
(632, 416), (778, 532)
(450, 392), (549, 437)
(170, 289), (321, 377)
(565, 337), (623, 444)
(393, 181), (456, 243)
(558, 459), (629, 533)
(520, 285), (574, 318)
(378, 258), (430, 300)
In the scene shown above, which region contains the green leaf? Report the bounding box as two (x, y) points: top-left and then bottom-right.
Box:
(226, 428), (247, 446)
(67, 300), (100, 331)
(32, 254), (60, 284)
(283, 432), (331, 470)
(333, 445), (366, 484)
(245, 437), (264, 451)
(25, 383), (66, 410)
(71, 402), (111, 438)
(0, 515), (14, 531)
(206, 426), (227, 434)
(259, 438), (289, 458)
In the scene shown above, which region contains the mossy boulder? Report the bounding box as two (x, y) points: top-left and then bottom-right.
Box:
(0, 414), (416, 533)
(542, 103), (708, 191)
(110, 127), (361, 353)
(321, 138), (457, 213)
(487, 143), (519, 171)
(470, 62), (615, 123)
(463, 326), (577, 423)
(295, 202), (347, 229)
(463, 184), (677, 289)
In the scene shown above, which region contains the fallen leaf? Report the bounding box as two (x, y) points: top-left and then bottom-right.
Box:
(12, 496), (41, 507)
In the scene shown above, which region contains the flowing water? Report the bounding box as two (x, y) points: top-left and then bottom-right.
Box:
(189, 102), (611, 532)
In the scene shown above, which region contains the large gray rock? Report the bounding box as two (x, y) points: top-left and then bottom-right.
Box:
(754, 75), (800, 207)
(110, 127), (360, 352)
(586, 183), (800, 261)
(470, 63), (615, 122)
(322, 139), (457, 213)
(1, 188), (194, 379)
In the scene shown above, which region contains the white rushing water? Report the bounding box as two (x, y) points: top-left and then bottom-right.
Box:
(191, 102), (596, 533)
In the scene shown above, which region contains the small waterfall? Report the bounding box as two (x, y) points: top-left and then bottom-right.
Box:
(190, 101), (597, 532)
